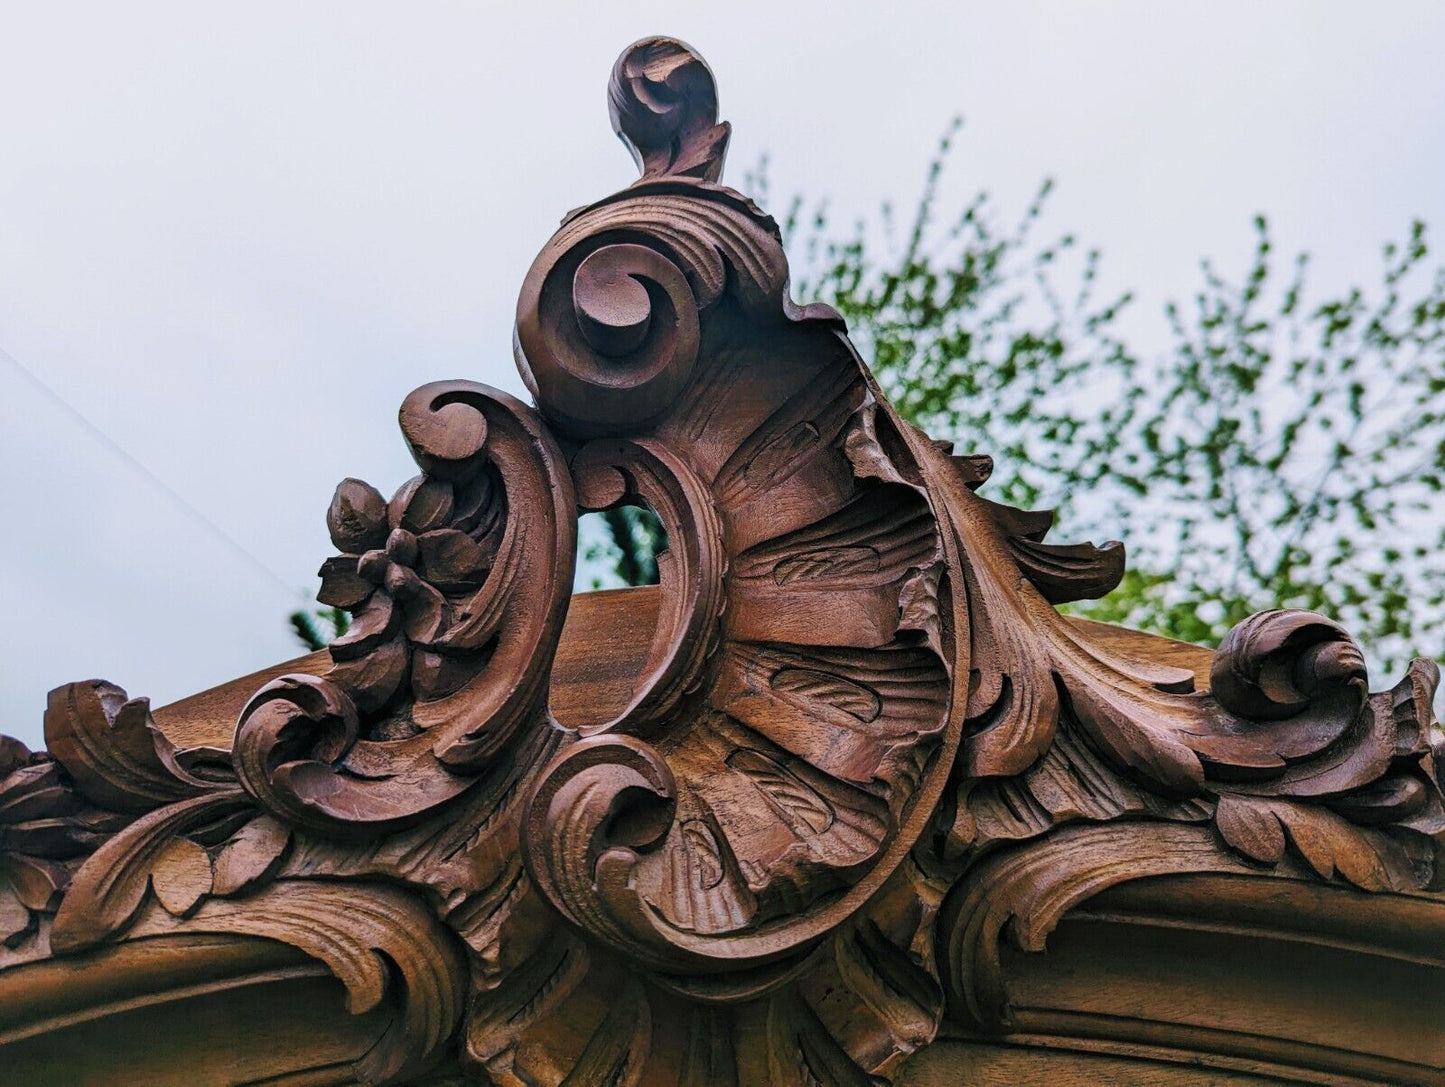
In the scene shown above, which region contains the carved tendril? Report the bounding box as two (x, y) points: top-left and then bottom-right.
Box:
(1210, 609), (1367, 723)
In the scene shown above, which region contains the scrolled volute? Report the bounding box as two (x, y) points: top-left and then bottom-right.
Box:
(514, 181), (795, 438)
(521, 735), (680, 965)
(1210, 608), (1367, 723)
(517, 236), (703, 435)
(232, 675), (360, 831)
(516, 48), (792, 441)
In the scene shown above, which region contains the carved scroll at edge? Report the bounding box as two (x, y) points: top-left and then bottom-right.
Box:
(928, 813), (1443, 1039)
(0, 382), (578, 1085)
(935, 821), (1280, 1031)
(0, 683), (465, 1084)
(926, 415), (1445, 893)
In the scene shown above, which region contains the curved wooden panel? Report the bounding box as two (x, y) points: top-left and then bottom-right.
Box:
(0, 935), (385, 1086)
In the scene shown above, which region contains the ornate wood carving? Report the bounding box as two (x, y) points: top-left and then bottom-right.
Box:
(2, 35), (1441, 1086)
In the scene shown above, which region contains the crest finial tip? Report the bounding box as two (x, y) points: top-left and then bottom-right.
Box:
(608, 36), (729, 183)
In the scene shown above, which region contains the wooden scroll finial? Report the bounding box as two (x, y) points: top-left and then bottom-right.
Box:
(1, 35), (1441, 1086)
(609, 36), (730, 183)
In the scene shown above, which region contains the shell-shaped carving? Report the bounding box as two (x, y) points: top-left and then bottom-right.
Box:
(515, 74), (961, 978)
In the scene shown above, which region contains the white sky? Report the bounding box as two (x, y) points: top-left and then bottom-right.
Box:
(2, 1), (1443, 745)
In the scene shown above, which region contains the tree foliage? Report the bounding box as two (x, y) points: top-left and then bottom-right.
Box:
(761, 120), (1137, 520)
(289, 605), (350, 653)
(1100, 216), (1445, 662)
(577, 505), (665, 591)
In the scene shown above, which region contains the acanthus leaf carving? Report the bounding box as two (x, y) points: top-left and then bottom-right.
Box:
(0, 735), (130, 948)
(1, 32), (1441, 1087)
(44, 680), (224, 811)
(48, 786), (254, 953)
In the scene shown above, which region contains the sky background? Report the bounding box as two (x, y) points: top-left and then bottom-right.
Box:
(3, 1), (1444, 746)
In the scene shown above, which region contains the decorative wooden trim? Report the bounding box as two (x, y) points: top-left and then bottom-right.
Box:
(2, 35), (1441, 1085)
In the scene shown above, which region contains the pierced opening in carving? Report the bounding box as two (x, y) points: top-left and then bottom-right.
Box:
(554, 502), (669, 731)
(574, 504), (668, 592)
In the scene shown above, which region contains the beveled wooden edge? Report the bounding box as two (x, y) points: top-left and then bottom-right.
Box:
(152, 652), (330, 750)
(943, 1024), (1440, 1087)
(10, 867), (1438, 1085)
(924, 870), (1445, 1085)
(1082, 869), (1445, 968)
(0, 934), (392, 1086)
(0, 933), (320, 1047)
(151, 586), (666, 750)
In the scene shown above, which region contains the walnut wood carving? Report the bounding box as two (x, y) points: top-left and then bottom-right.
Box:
(2, 35), (1441, 1086)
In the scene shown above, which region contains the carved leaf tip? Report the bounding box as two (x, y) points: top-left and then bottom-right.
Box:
(1008, 536), (1126, 604)
(609, 36), (731, 183)
(43, 680), (222, 812)
(1388, 657), (1441, 746)
(938, 437), (1126, 603)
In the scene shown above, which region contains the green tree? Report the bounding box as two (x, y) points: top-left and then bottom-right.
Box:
(1089, 216), (1445, 663)
(576, 505), (666, 592)
(289, 605), (350, 653)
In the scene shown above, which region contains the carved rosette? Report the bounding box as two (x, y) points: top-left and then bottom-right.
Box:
(1, 34), (1441, 1087)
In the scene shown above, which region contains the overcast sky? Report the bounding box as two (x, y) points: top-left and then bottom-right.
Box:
(2, 2), (1443, 745)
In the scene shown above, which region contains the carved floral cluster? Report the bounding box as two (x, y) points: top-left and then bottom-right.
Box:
(314, 469), (503, 714)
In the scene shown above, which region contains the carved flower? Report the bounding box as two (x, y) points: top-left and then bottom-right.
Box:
(315, 472), (501, 711)
(0, 736), (125, 946)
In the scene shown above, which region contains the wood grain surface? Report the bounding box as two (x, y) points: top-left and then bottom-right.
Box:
(0, 33), (1439, 1087)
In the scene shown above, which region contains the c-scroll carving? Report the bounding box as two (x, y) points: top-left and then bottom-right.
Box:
(232, 381), (575, 835)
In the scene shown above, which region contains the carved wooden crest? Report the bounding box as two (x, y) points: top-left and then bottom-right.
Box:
(2, 36), (1441, 1085)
